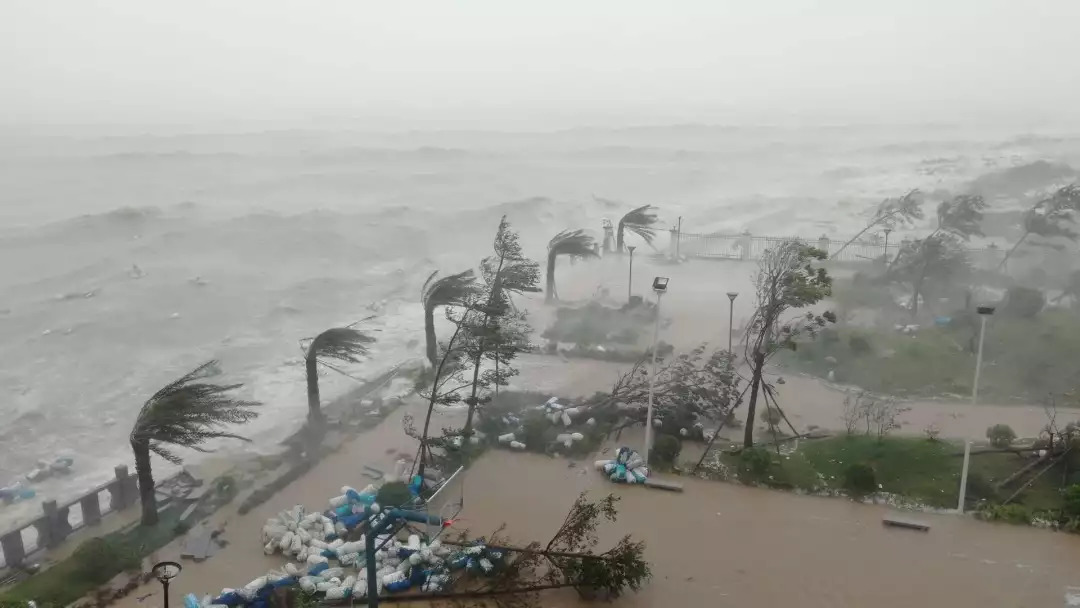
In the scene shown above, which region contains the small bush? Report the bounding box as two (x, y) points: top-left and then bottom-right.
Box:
(376, 481), (413, 507)
(72, 537), (141, 584)
(979, 503), (1030, 525)
(737, 448), (773, 483)
(650, 434), (682, 469)
(1064, 484), (1080, 518)
(848, 333), (872, 355)
(842, 463), (877, 495)
(986, 424), (1017, 448)
(1001, 286), (1044, 318)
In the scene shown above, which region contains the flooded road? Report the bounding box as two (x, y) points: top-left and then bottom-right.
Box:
(462, 452), (1080, 608)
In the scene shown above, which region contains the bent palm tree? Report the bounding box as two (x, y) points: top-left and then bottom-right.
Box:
(421, 269), (477, 367)
(303, 326), (374, 424)
(546, 229), (599, 303)
(130, 360), (260, 525)
(616, 205), (660, 254)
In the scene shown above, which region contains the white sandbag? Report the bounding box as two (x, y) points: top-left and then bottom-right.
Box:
(306, 554), (329, 566)
(351, 581), (367, 598)
(328, 538), (345, 550)
(236, 588), (256, 602)
(341, 575), (356, 589)
(338, 553), (358, 566)
(570, 432), (584, 441)
(298, 577), (317, 594)
(328, 494), (348, 508)
(594, 459), (611, 470)
(545, 396), (560, 406)
(324, 521), (336, 537)
(509, 441), (526, 450)
(407, 534), (421, 550)
(625, 455), (644, 469)
(549, 412), (562, 424)
(324, 587), (348, 601)
(263, 540), (276, 555)
(497, 433), (515, 444)
(296, 528), (311, 543)
(323, 567), (345, 579)
(308, 538), (327, 549)
(397, 559), (412, 574)
(408, 553), (422, 566)
(315, 581), (335, 593)
(479, 558), (495, 573)
(555, 433), (571, 443)
(244, 576), (268, 591)
(284, 563), (302, 577)
(419, 547), (433, 562)
(278, 531), (294, 552)
(563, 407), (580, 418)
(383, 570), (406, 586)
(652, 418), (663, 427)
(361, 483), (377, 495)
(289, 534), (303, 555)
(301, 512), (321, 526)
(586, 417), (597, 426)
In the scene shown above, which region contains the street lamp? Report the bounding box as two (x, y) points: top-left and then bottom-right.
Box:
(726, 292), (738, 354)
(883, 228), (892, 261)
(152, 561), (182, 608)
(972, 305), (995, 405)
(643, 277), (669, 467)
(627, 246), (637, 303)
(958, 305), (995, 513)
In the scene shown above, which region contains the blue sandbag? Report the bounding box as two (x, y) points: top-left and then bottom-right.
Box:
(321, 548), (336, 558)
(250, 600), (268, 608)
(409, 568), (428, 585)
(183, 593), (201, 608)
(308, 562), (329, 576)
(335, 504), (352, 517)
(270, 576), (297, 589)
(409, 475), (423, 496)
(212, 592), (243, 607)
(397, 547), (416, 559)
(339, 513), (364, 529)
(385, 578), (412, 592)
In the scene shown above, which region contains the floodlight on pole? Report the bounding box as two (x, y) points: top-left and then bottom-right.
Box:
(643, 277), (669, 467)
(627, 246), (637, 303)
(152, 561), (182, 608)
(959, 304), (995, 514)
(726, 292), (738, 354)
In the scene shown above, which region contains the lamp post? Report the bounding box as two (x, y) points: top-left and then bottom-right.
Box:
(627, 246), (637, 303)
(883, 228), (892, 261)
(726, 292), (738, 354)
(959, 305), (995, 513)
(971, 306), (995, 405)
(152, 561), (182, 608)
(643, 276), (669, 467)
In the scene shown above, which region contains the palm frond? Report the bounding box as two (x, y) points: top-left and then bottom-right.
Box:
(548, 229), (600, 259)
(306, 327), (374, 364)
(421, 269), (478, 311)
(131, 360), (261, 464)
(619, 205), (660, 244)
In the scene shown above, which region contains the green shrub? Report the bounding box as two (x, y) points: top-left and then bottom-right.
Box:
(986, 424), (1017, 448)
(1064, 484), (1080, 518)
(376, 481), (413, 508)
(848, 333), (872, 355)
(71, 537), (141, 583)
(1001, 286), (1044, 318)
(842, 463), (877, 495)
(650, 434), (682, 469)
(979, 503), (1031, 524)
(737, 448), (773, 483)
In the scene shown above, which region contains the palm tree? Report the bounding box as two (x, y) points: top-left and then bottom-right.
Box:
(546, 229), (599, 303)
(303, 325), (374, 424)
(129, 361), (260, 525)
(421, 269), (477, 367)
(616, 205), (660, 254)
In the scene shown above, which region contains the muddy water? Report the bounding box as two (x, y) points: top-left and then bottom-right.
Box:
(462, 452), (1080, 607)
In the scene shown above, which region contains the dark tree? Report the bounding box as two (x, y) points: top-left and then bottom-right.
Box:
(463, 217), (540, 438)
(831, 190), (924, 260)
(302, 325), (374, 424)
(129, 361), (259, 525)
(889, 233), (971, 317)
(421, 269), (478, 367)
(999, 184), (1080, 271)
(615, 205), (660, 254)
(546, 229), (599, 303)
(742, 241), (834, 447)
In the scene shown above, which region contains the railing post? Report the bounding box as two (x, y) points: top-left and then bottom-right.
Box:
(1, 529), (26, 567)
(80, 492), (102, 527)
(109, 465), (136, 511)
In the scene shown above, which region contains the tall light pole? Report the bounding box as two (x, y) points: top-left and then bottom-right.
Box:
(971, 305), (995, 405)
(643, 276), (669, 467)
(726, 292), (738, 354)
(152, 561), (181, 608)
(627, 246), (637, 303)
(883, 228), (892, 261)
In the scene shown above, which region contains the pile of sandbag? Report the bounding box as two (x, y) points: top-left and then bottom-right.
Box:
(542, 397), (581, 427)
(594, 446), (649, 484)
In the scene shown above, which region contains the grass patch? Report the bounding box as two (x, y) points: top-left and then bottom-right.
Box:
(1, 505), (184, 607)
(712, 436), (1067, 512)
(782, 309), (1080, 401)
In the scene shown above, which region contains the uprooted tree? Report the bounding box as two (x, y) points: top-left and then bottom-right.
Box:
(742, 241), (835, 448)
(831, 189), (924, 260)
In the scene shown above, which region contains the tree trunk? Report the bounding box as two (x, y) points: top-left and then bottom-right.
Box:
(998, 231), (1028, 272)
(463, 352), (482, 438)
(743, 352), (765, 448)
(616, 222), (625, 254)
(305, 353), (322, 424)
(131, 439), (158, 526)
(424, 305), (438, 368)
(830, 222), (876, 260)
(545, 252), (558, 303)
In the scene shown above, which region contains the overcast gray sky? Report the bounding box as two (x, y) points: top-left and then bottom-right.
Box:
(3, 0), (1079, 129)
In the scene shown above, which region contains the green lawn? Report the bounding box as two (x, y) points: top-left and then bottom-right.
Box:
(710, 436), (1067, 512)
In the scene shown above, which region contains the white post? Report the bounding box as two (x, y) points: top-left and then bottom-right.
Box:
(972, 314), (988, 405)
(957, 439), (972, 513)
(643, 292), (664, 467)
